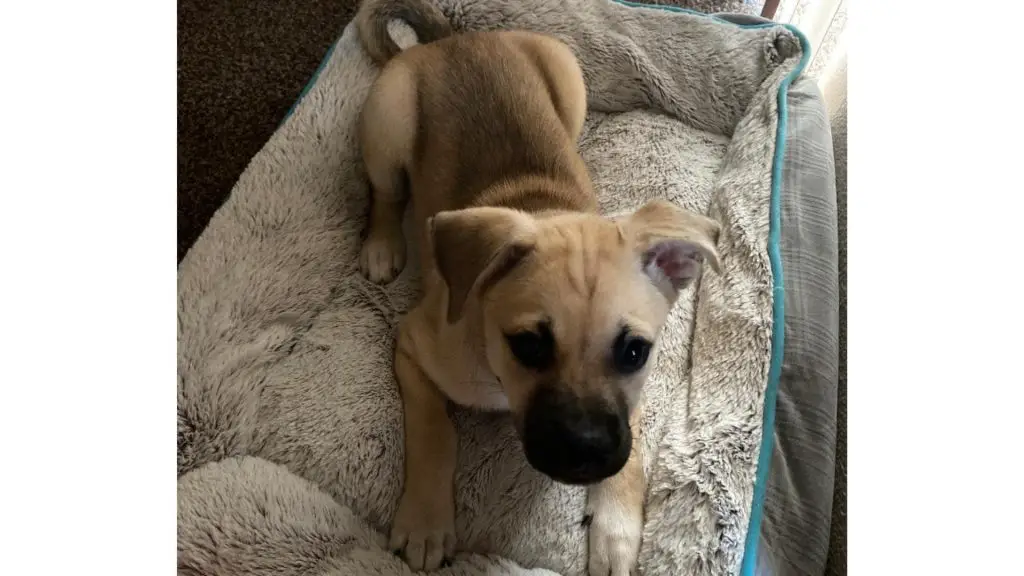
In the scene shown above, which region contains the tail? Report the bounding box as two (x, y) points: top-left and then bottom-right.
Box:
(355, 0), (453, 64)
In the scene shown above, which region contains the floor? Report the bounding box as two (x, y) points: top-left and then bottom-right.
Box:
(177, 1), (845, 573)
(177, 0), (360, 261)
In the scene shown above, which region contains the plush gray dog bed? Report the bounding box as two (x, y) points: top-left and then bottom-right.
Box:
(177, 1), (839, 575)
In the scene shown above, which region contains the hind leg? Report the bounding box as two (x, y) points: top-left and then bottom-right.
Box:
(512, 32), (588, 141)
(359, 63), (418, 283)
(360, 164), (407, 284)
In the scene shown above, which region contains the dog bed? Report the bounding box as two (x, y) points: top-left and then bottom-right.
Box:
(177, 1), (839, 575)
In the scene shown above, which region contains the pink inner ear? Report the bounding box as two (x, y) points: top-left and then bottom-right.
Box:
(645, 240), (704, 282)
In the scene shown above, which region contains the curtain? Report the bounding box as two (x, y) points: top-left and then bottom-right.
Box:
(772, 0), (847, 116)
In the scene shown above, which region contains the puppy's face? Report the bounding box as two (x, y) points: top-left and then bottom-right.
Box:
(430, 201), (720, 485)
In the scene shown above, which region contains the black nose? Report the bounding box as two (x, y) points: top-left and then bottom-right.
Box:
(521, 387), (631, 485)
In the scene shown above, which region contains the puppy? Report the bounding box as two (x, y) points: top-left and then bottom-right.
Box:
(354, 0), (722, 573)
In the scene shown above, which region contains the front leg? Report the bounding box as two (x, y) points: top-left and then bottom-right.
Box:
(586, 402), (645, 576)
(390, 343), (457, 571)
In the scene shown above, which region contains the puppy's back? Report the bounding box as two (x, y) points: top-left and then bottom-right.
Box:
(402, 32), (590, 211)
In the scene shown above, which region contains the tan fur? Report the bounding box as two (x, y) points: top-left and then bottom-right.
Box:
(354, 1), (721, 573)
(585, 397), (646, 576)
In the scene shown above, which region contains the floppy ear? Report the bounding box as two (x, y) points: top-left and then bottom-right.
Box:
(624, 200), (722, 297)
(428, 207), (537, 324)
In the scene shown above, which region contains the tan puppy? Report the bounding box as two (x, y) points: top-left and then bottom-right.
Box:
(354, 0), (722, 574)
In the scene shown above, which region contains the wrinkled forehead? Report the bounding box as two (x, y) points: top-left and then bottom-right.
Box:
(534, 213), (626, 260)
(489, 217), (660, 341)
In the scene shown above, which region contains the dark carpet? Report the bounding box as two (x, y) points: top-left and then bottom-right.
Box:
(177, 0), (360, 262)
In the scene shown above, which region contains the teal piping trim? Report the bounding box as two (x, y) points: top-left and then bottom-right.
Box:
(279, 40), (338, 127)
(280, 4), (811, 574)
(612, 4), (812, 574)
(736, 24), (810, 576)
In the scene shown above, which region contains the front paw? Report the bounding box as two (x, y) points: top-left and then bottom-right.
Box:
(359, 228), (406, 284)
(585, 501), (642, 576)
(389, 490), (456, 572)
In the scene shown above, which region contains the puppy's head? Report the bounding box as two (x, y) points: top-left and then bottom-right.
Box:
(429, 200), (721, 485)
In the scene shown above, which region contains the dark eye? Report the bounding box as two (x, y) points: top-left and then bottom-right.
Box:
(612, 331), (651, 374)
(505, 324), (555, 370)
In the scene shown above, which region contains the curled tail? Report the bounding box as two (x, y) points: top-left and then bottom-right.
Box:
(355, 0), (453, 64)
